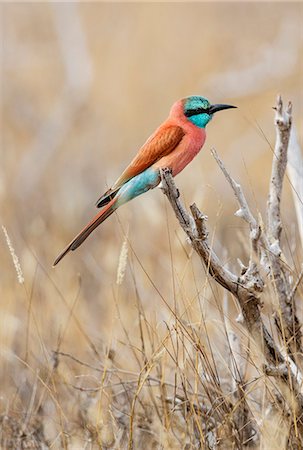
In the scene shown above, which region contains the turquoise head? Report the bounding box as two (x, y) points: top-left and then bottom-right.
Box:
(183, 96), (236, 128)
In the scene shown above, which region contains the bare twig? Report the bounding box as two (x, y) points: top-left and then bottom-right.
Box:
(211, 148), (270, 272)
(211, 149), (259, 240)
(161, 170), (267, 357)
(266, 97), (302, 357)
(160, 168), (303, 428)
(212, 98), (302, 359)
(267, 95), (292, 243)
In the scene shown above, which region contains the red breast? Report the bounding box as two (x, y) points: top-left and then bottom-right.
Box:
(153, 100), (206, 176)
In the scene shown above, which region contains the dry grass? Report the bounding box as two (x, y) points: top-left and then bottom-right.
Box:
(1, 3), (303, 449)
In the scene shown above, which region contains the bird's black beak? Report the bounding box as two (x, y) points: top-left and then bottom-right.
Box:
(208, 104), (237, 115)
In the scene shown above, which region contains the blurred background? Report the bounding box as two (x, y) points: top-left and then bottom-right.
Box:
(1, 2), (302, 447)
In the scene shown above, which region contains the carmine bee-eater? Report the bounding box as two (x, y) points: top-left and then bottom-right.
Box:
(53, 96), (236, 266)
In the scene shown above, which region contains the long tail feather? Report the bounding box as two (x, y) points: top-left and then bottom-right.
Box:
(53, 197), (117, 266)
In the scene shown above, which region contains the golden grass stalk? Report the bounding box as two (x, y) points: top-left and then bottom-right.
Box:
(2, 225), (24, 284)
(116, 234), (128, 285)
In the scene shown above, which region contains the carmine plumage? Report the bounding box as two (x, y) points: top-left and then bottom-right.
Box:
(53, 96), (236, 266)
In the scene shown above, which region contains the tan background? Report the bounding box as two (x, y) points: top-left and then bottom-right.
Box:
(0, 2), (302, 446)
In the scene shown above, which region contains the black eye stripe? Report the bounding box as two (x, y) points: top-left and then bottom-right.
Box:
(185, 107), (209, 117)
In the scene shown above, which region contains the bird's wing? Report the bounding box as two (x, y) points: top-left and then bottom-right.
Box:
(96, 124), (185, 207)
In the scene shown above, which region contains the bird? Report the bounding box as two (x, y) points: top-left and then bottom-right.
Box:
(53, 96), (236, 266)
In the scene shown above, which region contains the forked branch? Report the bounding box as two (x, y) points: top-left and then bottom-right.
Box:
(212, 97), (301, 359)
(160, 96), (303, 432)
(160, 167), (303, 424)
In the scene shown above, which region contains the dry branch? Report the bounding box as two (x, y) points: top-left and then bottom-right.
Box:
(267, 95), (292, 243)
(265, 97), (303, 359)
(160, 96), (303, 439)
(211, 148), (270, 272)
(161, 167), (303, 438)
(161, 169), (302, 391)
(212, 97), (302, 360)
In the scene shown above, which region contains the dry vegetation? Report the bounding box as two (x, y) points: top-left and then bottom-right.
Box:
(1, 3), (303, 449)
